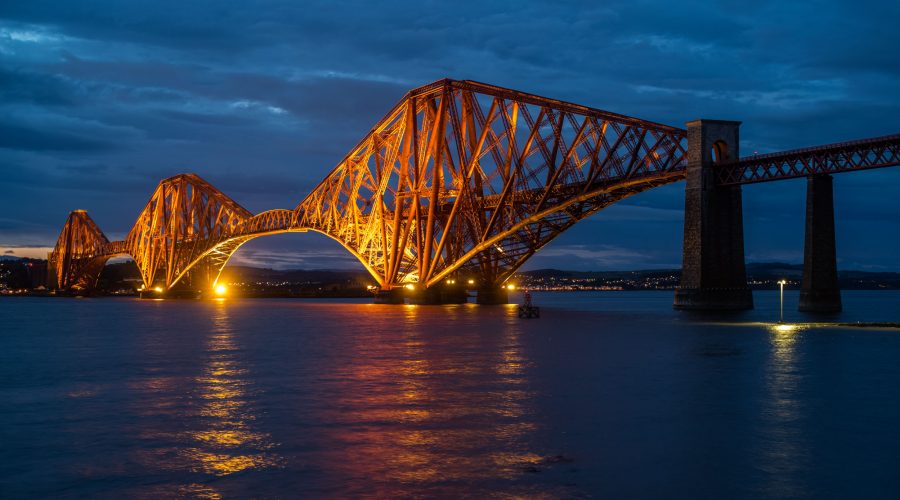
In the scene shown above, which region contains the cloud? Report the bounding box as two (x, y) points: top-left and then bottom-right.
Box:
(0, 246), (54, 259)
(533, 244), (653, 269)
(0, 122), (116, 152)
(228, 247), (363, 271)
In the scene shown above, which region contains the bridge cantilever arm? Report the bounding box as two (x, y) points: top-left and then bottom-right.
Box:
(717, 133), (900, 185)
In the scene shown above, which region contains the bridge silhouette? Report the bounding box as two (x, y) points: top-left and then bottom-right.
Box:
(48, 79), (900, 309)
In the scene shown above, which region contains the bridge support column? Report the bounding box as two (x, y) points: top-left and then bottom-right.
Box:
(476, 286), (508, 305)
(674, 120), (753, 310)
(799, 174), (842, 313)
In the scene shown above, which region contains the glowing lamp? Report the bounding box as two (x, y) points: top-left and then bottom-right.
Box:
(405, 284), (415, 290)
(506, 284), (515, 290)
(215, 284), (227, 296)
(154, 286), (163, 293)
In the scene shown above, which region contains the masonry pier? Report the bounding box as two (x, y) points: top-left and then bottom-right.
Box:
(673, 120), (753, 310)
(799, 174), (842, 312)
(476, 286), (509, 305)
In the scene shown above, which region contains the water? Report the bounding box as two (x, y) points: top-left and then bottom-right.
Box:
(2, 291), (900, 498)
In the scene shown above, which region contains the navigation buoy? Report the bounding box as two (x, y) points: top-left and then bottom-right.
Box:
(517, 289), (540, 319)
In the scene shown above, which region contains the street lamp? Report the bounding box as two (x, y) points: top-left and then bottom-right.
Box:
(777, 280), (787, 323)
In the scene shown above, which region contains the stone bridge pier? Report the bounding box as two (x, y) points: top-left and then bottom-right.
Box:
(674, 120), (843, 312)
(674, 120), (754, 310)
(799, 174), (842, 312)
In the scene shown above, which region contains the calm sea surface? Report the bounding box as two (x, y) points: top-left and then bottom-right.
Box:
(2, 290), (900, 498)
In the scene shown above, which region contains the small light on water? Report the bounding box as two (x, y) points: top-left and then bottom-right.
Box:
(773, 323), (796, 332)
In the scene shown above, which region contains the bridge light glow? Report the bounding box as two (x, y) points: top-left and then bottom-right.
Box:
(405, 284), (415, 290)
(215, 284), (227, 296)
(506, 284), (516, 290)
(468, 279), (474, 285)
(154, 286), (163, 293)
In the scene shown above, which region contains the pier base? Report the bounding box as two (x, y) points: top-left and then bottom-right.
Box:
(409, 286), (468, 305)
(139, 289), (201, 299)
(373, 289), (405, 304)
(674, 120), (753, 311)
(476, 286), (508, 305)
(799, 175), (842, 313)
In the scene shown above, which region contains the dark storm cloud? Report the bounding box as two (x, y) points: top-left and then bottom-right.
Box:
(0, 66), (77, 106)
(0, 122), (116, 152)
(1, 0), (898, 270)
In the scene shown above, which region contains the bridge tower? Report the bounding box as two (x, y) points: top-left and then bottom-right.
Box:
(799, 174), (842, 312)
(674, 120), (753, 310)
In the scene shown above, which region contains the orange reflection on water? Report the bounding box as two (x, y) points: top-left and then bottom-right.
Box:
(183, 300), (280, 477)
(314, 303), (543, 492)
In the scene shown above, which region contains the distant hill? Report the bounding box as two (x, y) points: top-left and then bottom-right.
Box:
(218, 265), (373, 285)
(517, 263), (900, 290)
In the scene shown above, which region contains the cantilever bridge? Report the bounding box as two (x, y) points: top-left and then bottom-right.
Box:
(48, 79), (900, 308)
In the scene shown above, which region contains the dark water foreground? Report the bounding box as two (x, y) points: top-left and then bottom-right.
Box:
(2, 291), (900, 498)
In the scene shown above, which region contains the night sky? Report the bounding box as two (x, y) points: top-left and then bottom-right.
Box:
(1, 1), (898, 271)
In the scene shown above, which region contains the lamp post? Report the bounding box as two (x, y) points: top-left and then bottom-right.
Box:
(777, 280), (787, 323)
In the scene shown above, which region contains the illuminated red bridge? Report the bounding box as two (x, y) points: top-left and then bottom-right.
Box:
(48, 79), (900, 309)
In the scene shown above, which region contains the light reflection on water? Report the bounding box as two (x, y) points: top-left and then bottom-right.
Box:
(125, 299), (281, 497)
(3, 291), (900, 498)
(758, 324), (809, 498)
(183, 300), (280, 477)
(308, 303), (548, 496)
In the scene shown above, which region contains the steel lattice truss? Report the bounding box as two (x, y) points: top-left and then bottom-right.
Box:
(291, 80), (688, 288)
(48, 79), (900, 293)
(48, 210), (111, 290)
(717, 134), (900, 185)
(49, 79), (690, 292)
